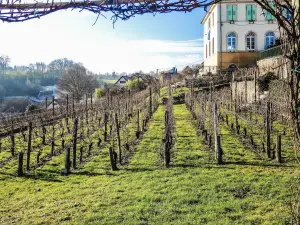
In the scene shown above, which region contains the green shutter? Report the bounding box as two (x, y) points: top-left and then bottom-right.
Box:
(252, 5), (256, 20)
(266, 2), (275, 20)
(232, 5), (237, 20)
(246, 5), (252, 21)
(227, 5), (232, 20)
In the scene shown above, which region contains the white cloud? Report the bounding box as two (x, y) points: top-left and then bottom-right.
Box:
(0, 11), (203, 73)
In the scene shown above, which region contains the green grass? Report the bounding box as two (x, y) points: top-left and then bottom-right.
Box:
(0, 104), (299, 224)
(99, 79), (118, 84)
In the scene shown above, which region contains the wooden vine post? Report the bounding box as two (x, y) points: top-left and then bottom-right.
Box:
(17, 152), (24, 177)
(149, 87), (152, 117)
(164, 110), (171, 168)
(64, 147), (71, 175)
(72, 118), (78, 169)
(85, 93), (88, 124)
(26, 122), (32, 171)
(213, 103), (222, 164)
(72, 95), (75, 118)
(66, 94), (69, 125)
(136, 109), (140, 139)
(10, 120), (15, 156)
(104, 112), (108, 141)
(266, 102), (271, 158)
(108, 147), (118, 171)
(276, 135), (282, 163)
(115, 112), (122, 164)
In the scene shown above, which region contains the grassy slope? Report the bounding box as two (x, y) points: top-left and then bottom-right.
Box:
(0, 104), (299, 224)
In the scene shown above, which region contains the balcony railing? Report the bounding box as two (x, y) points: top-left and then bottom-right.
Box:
(259, 45), (282, 60)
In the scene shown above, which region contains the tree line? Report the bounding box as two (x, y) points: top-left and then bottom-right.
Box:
(0, 56), (77, 98)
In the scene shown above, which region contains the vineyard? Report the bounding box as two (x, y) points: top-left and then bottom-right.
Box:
(1, 78), (300, 224)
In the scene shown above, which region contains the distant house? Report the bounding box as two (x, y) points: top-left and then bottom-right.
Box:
(114, 75), (130, 88)
(38, 90), (54, 101)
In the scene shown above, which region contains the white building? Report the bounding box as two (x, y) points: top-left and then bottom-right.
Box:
(201, 0), (282, 74)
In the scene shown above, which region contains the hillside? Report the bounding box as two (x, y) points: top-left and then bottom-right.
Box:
(1, 89), (299, 224)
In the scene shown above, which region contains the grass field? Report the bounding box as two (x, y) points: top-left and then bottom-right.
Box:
(99, 79), (118, 84)
(1, 104), (300, 224)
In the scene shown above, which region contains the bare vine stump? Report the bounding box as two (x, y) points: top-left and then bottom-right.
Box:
(236, 125), (240, 135)
(208, 135), (212, 148)
(262, 142), (265, 153)
(62, 139), (65, 149)
(51, 140), (55, 156)
(10, 133), (15, 156)
(125, 143), (130, 152)
(97, 138), (102, 147)
(136, 131), (141, 139)
(109, 147), (118, 171)
(109, 125), (113, 137)
(276, 135), (282, 163)
(243, 128), (247, 137)
(203, 130), (208, 141)
(231, 123), (234, 130)
(88, 143), (93, 156)
(64, 147), (71, 176)
(216, 135), (223, 165)
(104, 113), (108, 141)
(226, 115), (229, 125)
(17, 152), (24, 177)
(250, 136), (254, 146)
(266, 102), (271, 158)
(27, 122), (32, 171)
(80, 147), (83, 163)
(72, 118), (78, 169)
(37, 151), (41, 164)
(115, 113), (122, 163)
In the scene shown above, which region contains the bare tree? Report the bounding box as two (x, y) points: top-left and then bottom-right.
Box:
(0, 55), (11, 75)
(48, 58), (74, 75)
(57, 64), (99, 101)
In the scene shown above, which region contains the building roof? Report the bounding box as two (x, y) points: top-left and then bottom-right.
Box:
(201, 4), (216, 24)
(114, 75), (130, 85)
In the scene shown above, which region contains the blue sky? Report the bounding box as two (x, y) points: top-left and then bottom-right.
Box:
(0, 8), (206, 73)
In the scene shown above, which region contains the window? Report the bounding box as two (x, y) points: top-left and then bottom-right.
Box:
(120, 80), (126, 84)
(212, 38), (215, 54)
(246, 32), (256, 51)
(227, 33), (236, 51)
(212, 13), (214, 26)
(265, 32), (275, 48)
(265, 2), (275, 21)
(283, 7), (292, 20)
(246, 5), (256, 21)
(227, 5), (237, 21)
(206, 44), (208, 58)
(208, 18), (211, 29)
(209, 41), (211, 56)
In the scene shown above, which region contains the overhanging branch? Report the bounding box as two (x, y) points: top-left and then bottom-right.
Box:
(0, 0), (220, 23)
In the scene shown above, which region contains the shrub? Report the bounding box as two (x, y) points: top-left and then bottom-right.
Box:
(0, 98), (31, 113)
(94, 87), (106, 99)
(25, 104), (40, 114)
(126, 78), (146, 90)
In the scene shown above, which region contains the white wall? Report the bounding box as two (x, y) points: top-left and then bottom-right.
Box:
(203, 5), (219, 64)
(203, 1), (279, 55)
